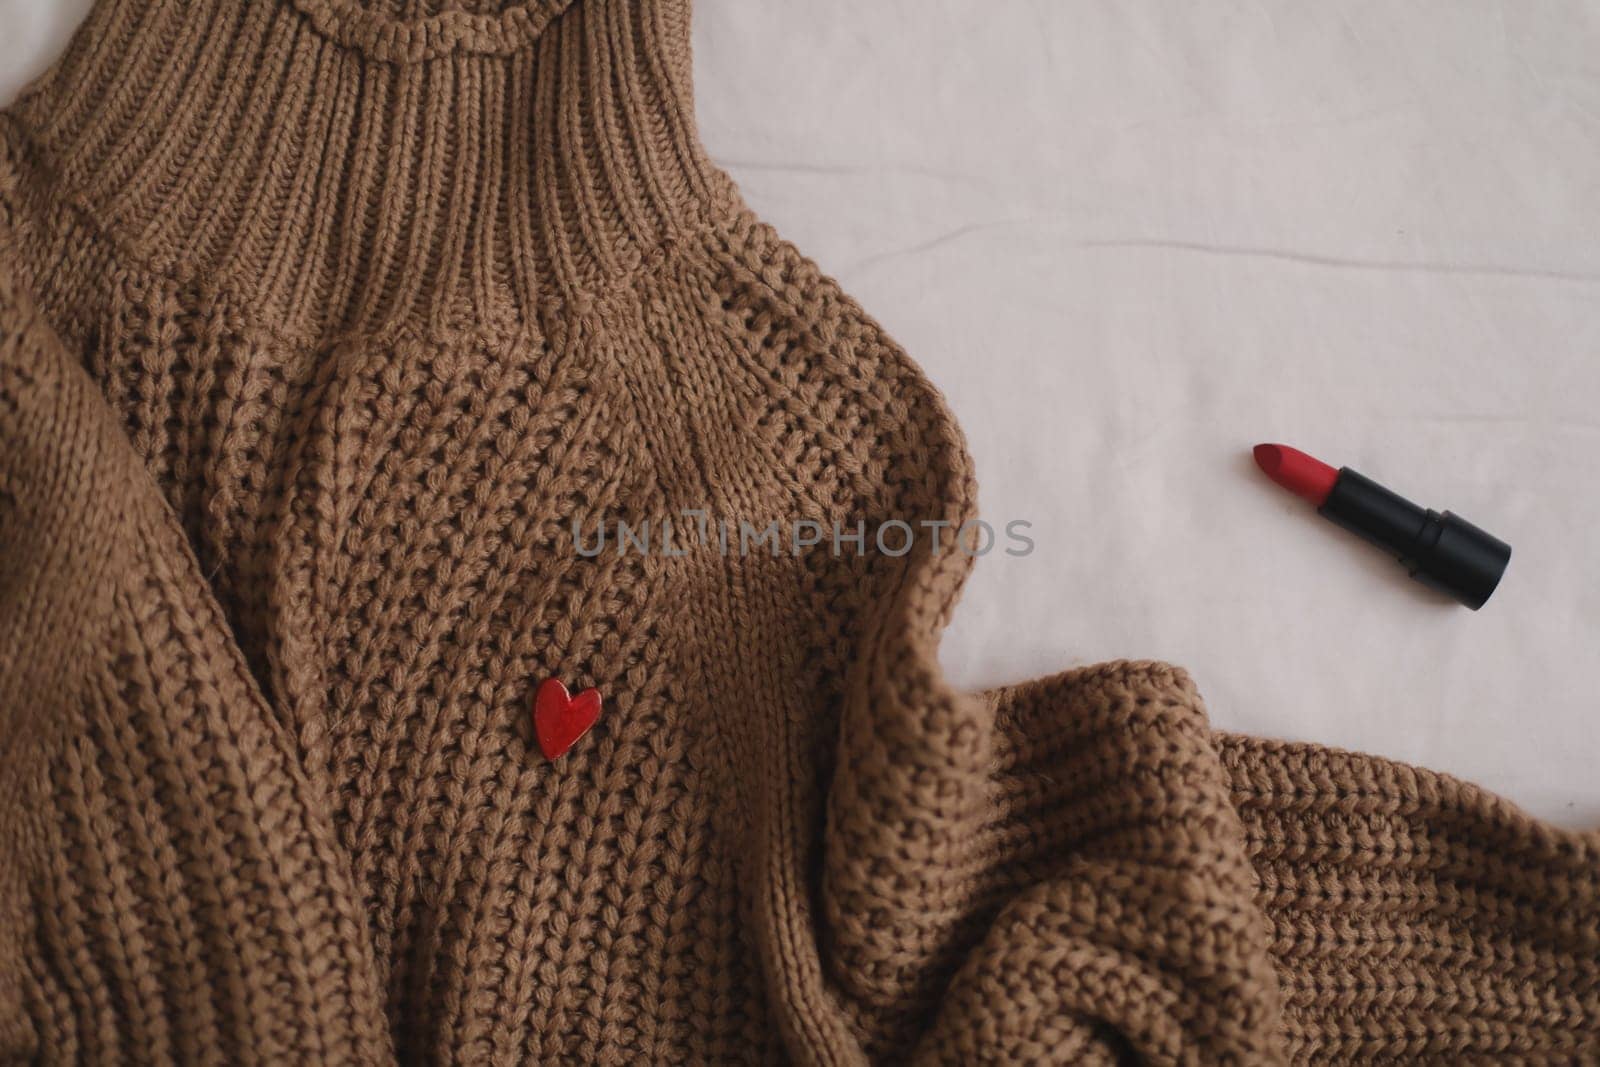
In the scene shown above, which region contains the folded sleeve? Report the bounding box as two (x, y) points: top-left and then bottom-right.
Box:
(815, 643), (1600, 1063)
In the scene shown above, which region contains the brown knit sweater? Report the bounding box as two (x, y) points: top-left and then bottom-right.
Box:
(0, 1), (1595, 1063)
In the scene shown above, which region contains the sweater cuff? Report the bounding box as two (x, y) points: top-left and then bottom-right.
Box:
(1218, 734), (1600, 1062)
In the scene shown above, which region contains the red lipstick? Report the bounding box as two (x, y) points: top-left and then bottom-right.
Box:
(1253, 444), (1338, 506)
(1253, 442), (1511, 609)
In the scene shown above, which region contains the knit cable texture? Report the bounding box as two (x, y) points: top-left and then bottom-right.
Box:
(0, 0), (1597, 1063)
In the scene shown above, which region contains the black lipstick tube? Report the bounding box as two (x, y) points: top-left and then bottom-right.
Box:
(1319, 469), (1512, 610)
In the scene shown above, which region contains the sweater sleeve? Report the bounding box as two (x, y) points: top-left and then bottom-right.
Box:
(822, 649), (1600, 1064)
(0, 256), (393, 1063)
(980, 666), (1598, 1063)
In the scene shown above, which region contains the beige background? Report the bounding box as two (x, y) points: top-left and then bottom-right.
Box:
(4, 0), (1597, 826)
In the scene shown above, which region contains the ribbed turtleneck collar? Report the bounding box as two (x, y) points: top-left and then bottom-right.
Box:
(3, 0), (737, 341)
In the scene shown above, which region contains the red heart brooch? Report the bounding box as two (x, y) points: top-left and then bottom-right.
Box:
(534, 678), (602, 760)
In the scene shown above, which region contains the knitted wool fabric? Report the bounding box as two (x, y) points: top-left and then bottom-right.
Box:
(0, 0), (1596, 1062)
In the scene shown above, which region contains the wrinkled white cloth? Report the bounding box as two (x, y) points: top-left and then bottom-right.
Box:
(5, 0), (1597, 826)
